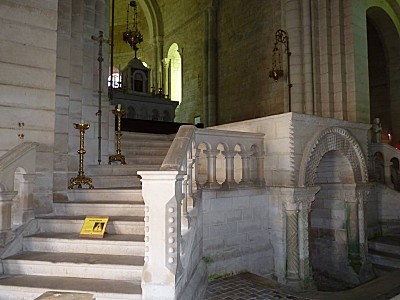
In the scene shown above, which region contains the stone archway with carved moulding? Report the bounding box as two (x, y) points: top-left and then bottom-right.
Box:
(298, 127), (369, 187)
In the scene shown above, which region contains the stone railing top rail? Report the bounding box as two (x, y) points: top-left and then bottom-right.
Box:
(160, 125), (265, 171)
(0, 142), (38, 173)
(369, 143), (400, 161)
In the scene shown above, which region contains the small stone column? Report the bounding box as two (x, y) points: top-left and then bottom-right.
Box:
(356, 184), (371, 264)
(255, 153), (266, 187)
(204, 149), (220, 189)
(283, 198), (300, 284)
(162, 58), (170, 96)
(222, 151), (236, 189)
(384, 161), (394, 188)
(239, 153), (251, 187)
(295, 186), (320, 287)
(345, 192), (361, 273)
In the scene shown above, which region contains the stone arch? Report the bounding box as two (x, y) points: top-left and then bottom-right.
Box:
(299, 127), (368, 187)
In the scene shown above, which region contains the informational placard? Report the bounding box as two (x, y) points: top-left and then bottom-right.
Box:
(79, 216), (109, 238)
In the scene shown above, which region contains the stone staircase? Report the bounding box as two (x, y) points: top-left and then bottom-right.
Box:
(369, 233), (400, 276)
(0, 132), (174, 300)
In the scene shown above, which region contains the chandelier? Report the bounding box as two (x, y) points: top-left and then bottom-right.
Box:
(123, 0), (143, 57)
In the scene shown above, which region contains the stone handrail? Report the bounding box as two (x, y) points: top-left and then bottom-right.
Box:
(0, 142), (38, 236)
(138, 125), (265, 299)
(369, 143), (400, 191)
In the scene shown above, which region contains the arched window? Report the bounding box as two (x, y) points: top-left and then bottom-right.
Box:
(167, 43), (182, 103)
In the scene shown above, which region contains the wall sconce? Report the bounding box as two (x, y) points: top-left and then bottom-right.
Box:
(269, 29), (292, 112)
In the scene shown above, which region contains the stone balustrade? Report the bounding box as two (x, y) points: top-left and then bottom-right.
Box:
(139, 125), (265, 300)
(369, 143), (400, 191)
(0, 142), (38, 246)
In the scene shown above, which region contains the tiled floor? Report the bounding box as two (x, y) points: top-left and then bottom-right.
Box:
(204, 273), (311, 300)
(204, 271), (400, 300)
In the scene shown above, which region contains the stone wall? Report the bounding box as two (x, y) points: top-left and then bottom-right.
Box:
(0, 0), (58, 213)
(202, 188), (274, 278)
(217, 0), (283, 123)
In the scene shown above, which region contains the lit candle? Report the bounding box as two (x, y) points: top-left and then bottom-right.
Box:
(117, 104), (121, 110)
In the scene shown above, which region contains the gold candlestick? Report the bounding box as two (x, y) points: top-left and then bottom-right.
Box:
(109, 105), (126, 165)
(68, 122), (94, 189)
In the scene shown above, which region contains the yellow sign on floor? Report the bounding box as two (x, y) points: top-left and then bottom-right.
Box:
(79, 216), (109, 238)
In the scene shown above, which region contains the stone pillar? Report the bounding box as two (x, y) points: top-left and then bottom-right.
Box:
(155, 36), (163, 90)
(356, 184), (370, 264)
(295, 186), (320, 287)
(204, 149), (220, 189)
(138, 171), (184, 300)
(161, 58), (170, 96)
(239, 153), (251, 187)
(284, 198), (300, 283)
(255, 153), (266, 187)
(384, 161), (393, 188)
(222, 151), (236, 189)
(345, 191), (361, 273)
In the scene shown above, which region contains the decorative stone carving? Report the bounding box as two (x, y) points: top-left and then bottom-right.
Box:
(301, 127), (369, 186)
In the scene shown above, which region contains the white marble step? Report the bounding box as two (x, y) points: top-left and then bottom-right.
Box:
(123, 148), (169, 156)
(91, 175), (142, 188)
(122, 139), (172, 148)
(23, 233), (145, 256)
(38, 215), (144, 235)
(53, 201), (145, 217)
(87, 165), (159, 176)
(123, 131), (175, 140)
(67, 188), (143, 202)
(125, 156), (165, 165)
(0, 275), (141, 300)
(3, 252), (143, 281)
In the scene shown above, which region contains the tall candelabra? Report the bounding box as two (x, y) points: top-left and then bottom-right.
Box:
(68, 122), (94, 189)
(109, 105), (126, 165)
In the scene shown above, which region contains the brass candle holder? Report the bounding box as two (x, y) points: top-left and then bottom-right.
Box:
(68, 122), (94, 189)
(109, 105), (126, 165)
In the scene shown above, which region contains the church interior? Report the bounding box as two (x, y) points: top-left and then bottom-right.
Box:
(0, 0), (400, 299)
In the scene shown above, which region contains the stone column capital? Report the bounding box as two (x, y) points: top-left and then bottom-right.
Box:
(293, 186), (320, 211)
(222, 150), (236, 158)
(355, 183), (371, 203)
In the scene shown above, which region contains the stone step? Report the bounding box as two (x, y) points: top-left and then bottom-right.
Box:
(122, 139), (172, 148)
(369, 235), (400, 256)
(122, 132), (174, 141)
(3, 251), (144, 281)
(125, 155), (164, 165)
(87, 165), (159, 176)
(123, 148), (169, 156)
(67, 188), (143, 202)
(23, 233), (144, 256)
(0, 275), (141, 300)
(368, 249), (400, 269)
(91, 175), (142, 188)
(38, 215), (144, 235)
(53, 201), (145, 217)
